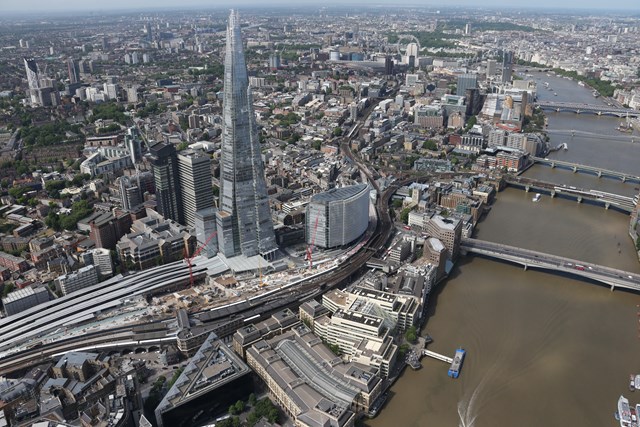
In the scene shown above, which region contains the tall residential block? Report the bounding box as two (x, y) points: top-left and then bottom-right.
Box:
(217, 11), (276, 258)
(456, 73), (477, 97)
(501, 51), (513, 83)
(67, 58), (80, 84)
(194, 208), (218, 258)
(119, 176), (142, 211)
(177, 149), (214, 228)
(150, 142), (183, 224)
(24, 57), (41, 106)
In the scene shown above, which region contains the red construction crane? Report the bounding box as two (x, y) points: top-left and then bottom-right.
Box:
(185, 230), (218, 287)
(306, 216), (320, 270)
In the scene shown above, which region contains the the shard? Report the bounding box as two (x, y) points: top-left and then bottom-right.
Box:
(216, 10), (277, 259)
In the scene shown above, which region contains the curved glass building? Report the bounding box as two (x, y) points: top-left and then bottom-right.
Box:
(306, 184), (370, 249)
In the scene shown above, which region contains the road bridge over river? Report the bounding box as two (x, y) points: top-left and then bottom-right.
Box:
(461, 238), (640, 291)
(535, 101), (640, 118)
(529, 157), (640, 184)
(504, 175), (637, 213)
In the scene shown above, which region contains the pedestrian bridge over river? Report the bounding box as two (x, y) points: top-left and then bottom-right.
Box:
(461, 238), (640, 291)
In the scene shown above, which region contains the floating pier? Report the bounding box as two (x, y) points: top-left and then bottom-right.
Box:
(423, 349), (453, 364)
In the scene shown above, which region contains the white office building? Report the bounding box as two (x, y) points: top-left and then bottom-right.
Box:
(88, 248), (113, 278)
(55, 265), (99, 296)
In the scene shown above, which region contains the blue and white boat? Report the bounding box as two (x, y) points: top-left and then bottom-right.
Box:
(448, 348), (466, 379)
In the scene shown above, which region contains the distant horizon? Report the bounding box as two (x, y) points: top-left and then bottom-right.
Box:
(2, 1), (640, 15)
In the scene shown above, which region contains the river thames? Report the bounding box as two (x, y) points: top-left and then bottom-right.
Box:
(367, 72), (640, 426)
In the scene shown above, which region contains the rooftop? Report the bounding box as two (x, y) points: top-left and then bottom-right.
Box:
(310, 183), (368, 204)
(431, 214), (460, 231)
(156, 333), (250, 414)
(2, 285), (48, 304)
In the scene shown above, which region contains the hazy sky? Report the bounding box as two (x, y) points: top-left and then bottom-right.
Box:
(2, 0), (639, 13)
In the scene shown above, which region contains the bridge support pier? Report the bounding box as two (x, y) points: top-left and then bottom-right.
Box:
(550, 191), (556, 198)
(550, 162), (555, 168)
(572, 166), (577, 173)
(621, 176), (627, 183)
(525, 186), (530, 193)
(597, 171), (602, 178)
(577, 196), (583, 203)
(605, 202), (610, 210)
(523, 264), (528, 271)
(611, 284), (615, 292)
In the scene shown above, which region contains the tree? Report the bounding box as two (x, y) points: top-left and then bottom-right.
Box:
(328, 343), (341, 355)
(246, 398), (280, 426)
(248, 393), (257, 406)
(636, 237), (640, 252)
(217, 417), (240, 427)
(464, 115), (477, 132)
(91, 102), (127, 124)
(2, 284), (14, 297)
(45, 180), (67, 196)
(400, 207), (412, 224)
(234, 400), (245, 414)
(46, 211), (61, 231)
(168, 368), (184, 387)
(71, 173), (91, 187)
(405, 325), (418, 344)
(423, 140), (438, 151)
(332, 127), (343, 137)
(8, 186), (27, 199)
(392, 199), (403, 209)
(288, 133), (300, 144)
(398, 343), (410, 359)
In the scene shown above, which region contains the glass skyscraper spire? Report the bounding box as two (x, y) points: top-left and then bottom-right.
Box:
(217, 10), (277, 258)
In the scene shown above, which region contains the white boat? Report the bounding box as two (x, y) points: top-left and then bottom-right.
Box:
(578, 81), (585, 87)
(635, 375), (640, 390)
(618, 395), (632, 427)
(532, 193), (541, 202)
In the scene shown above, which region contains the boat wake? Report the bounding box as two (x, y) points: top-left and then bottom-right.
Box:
(457, 372), (488, 427)
(457, 299), (569, 427)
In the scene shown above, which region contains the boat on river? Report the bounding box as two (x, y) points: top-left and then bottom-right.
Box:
(448, 348), (466, 379)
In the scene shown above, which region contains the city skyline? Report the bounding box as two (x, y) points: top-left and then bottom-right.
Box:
(3, 0), (640, 13)
(0, 4), (639, 427)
